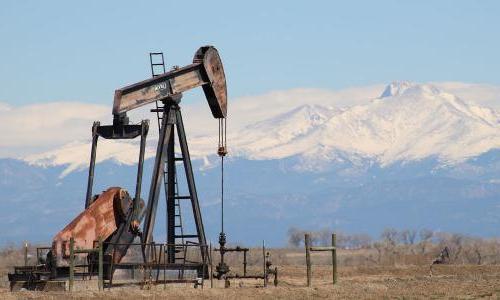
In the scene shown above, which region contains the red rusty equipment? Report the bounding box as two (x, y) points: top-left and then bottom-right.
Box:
(52, 187), (139, 266)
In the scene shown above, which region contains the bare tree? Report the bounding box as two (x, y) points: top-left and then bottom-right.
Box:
(287, 227), (304, 247)
(419, 229), (433, 242)
(373, 242), (383, 264)
(408, 229), (417, 245)
(350, 234), (372, 249)
(474, 242), (482, 265)
(399, 230), (410, 245)
(486, 238), (500, 264)
(381, 228), (399, 247)
(449, 234), (464, 262)
(419, 229), (433, 254)
(463, 238), (482, 265)
(307, 231), (320, 246)
(337, 232), (351, 249)
(435, 232), (464, 262)
(316, 228), (331, 246)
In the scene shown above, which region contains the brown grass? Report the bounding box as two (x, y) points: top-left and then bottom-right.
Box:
(2, 265), (500, 299)
(2, 246), (500, 299)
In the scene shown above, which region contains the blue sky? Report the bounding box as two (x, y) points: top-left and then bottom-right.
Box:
(1, 0), (499, 106)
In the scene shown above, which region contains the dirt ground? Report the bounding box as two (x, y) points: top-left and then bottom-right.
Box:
(2, 264), (500, 299)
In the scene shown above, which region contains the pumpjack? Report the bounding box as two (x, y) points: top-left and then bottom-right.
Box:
(8, 46), (227, 289)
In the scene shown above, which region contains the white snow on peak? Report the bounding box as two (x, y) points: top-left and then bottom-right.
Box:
(25, 140), (156, 178)
(242, 104), (339, 149)
(226, 82), (500, 167)
(24, 82), (500, 173)
(380, 81), (440, 98)
(380, 81), (414, 98)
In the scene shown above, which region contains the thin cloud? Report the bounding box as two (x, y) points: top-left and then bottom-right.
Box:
(0, 102), (108, 158)
(1, 82), (499, 161)
(433, 82), (500, 110)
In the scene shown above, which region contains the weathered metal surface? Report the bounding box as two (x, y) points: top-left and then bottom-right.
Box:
(52, 187), (132, 266)
(170, 67), (205, 94)
(112, 45), (227, 118)
(194, 46), (227, 118)
(112, 65), (191, 114)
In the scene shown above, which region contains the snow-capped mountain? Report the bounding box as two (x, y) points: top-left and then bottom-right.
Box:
(231, 81), (500, 168)
(24, 81), (500, 175)
(4, 82), (500, 246)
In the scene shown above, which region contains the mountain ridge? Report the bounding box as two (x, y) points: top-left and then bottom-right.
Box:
(23, 82), (500, 176)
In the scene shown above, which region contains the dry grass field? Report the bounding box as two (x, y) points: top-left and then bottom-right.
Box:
(1, 265), (500, 299)
(1, 246), (500, 299)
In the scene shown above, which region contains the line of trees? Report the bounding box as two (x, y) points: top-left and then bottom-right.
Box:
(287, 227), (500, 265)
(287, 227), (372, 249)
(287, 227), (461, 249)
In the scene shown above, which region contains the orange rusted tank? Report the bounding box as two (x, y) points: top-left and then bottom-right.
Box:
(52, 187), (132, 266)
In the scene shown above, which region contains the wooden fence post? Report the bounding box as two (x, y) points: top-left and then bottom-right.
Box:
(262, 240), (267, 287)
(24, 242), (28, 267)
(209, 242), (213, 288)
(332, 233), (337, 285)
(98, 238), (103, 291)
(243, 250), (247, 276)
(69, 237), (74, 291)
(274, 267), (278, 286)
(305, 234), (311, 287)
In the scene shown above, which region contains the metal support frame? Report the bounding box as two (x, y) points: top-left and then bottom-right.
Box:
(105, 241), (206, 289)
(83, 119), (149, 269)
(176, 108), (208, 259)
(105, 120), (149, 265)
(220, 241), (278, 288)
(134, 123), (148, 216)
(214, 244), (248, 279)
(142, 97), (208, 270)
(85, 119), (148, 209)
(85, 122), (100, 208)
(142, 106), (173, 247)
(166, 125), (176, 263)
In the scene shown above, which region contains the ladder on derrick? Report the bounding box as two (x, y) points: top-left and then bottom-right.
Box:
(150, 53), (204, 276)
(149, 52), (190, 270)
